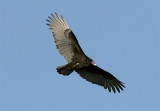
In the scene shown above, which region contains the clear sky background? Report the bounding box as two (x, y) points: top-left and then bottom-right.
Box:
(0, 0), (159, 111)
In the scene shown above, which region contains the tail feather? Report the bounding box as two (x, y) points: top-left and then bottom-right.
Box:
(56, 65), (73, 75)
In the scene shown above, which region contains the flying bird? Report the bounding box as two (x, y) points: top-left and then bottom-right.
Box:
(46, 13), (125, 93)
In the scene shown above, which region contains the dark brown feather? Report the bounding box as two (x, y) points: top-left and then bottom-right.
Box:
(47, 13), (85, 63)
(76, 65), (125, 93)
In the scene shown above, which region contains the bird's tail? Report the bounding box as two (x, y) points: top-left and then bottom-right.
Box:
(56, 65), (74, 75)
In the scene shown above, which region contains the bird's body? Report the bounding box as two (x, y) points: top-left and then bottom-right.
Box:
(47, 13), (125, 93)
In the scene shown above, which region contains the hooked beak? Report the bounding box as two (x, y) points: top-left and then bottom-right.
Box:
(91, 60), (96, 66)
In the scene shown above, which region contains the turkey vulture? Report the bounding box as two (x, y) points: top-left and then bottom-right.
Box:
(46, 13), (125, 93)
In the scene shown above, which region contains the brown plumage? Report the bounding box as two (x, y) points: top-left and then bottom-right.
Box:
(46, 12), (125, 93)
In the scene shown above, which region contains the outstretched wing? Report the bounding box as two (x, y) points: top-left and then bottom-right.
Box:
(76, 65), (125, 93)
(47, 13), (85, 63)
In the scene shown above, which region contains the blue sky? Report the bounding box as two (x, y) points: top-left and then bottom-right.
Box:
(0, 0), (159, 111)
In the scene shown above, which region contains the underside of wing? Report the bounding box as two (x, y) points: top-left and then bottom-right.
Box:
(47, 13), (85, 63)
(76, 65), (125, 93)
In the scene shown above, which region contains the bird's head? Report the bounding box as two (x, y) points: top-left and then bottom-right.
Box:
(91, 60), (96, 66)
(88, 58), (96, 66)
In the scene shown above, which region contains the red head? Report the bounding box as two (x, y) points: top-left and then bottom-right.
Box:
(91, 60), (96, 66)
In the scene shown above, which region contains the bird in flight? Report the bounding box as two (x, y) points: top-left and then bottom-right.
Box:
(46, 13), (125, 93)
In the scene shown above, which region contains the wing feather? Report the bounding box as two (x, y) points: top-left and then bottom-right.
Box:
(76, 65), (125, 93)
(47, 13), (85, 63)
